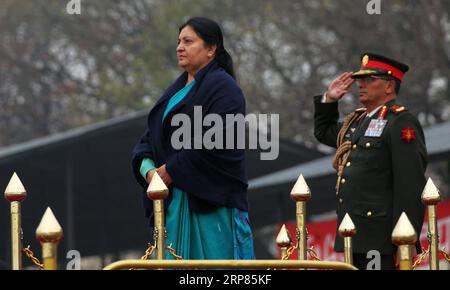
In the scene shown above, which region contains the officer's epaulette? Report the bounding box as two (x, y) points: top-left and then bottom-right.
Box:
(355, 107), (367, 113)
(390, 105), (407, 114)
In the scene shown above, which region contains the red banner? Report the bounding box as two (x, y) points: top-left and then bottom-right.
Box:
(279, 199), (450, 267)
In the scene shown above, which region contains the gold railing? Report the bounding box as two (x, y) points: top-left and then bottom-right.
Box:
(3, 171), (449, 270)
(103, 259), (357, 270)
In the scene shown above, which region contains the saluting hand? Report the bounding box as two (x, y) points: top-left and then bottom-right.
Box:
(156, 164), (173, 187)
(325, 72), (355, 102)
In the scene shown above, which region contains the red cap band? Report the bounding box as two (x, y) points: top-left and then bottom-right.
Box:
(363, 60), (404, 81)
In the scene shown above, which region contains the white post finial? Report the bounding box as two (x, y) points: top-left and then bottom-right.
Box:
(36, 207), (63, 243)
(338, 213), (356, 237)
(421, 178), (441, 205)
(147, 172), (169, 200)
(392, 212), (417, 245)
(4, 172), (27, 202)
(290, 174), (311, 202)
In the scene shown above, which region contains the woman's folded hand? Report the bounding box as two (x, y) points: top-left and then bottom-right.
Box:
(156, 164), (173, 187)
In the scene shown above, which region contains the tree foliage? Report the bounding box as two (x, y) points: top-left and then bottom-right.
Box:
(0, 0), (449, 148)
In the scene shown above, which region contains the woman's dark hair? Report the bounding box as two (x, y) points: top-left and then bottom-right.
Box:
(179, 17), (235, 79)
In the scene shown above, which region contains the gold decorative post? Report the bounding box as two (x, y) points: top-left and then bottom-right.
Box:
(147, 172), (169, 260)
(36, 207), (63, 270)
(338, 213), (356, 266)
(276, 224), (293, 259)
(392, 212), (417, 270)
(4, 172), (27, 270)
(290, 174), (311, 261)
(421, 178), (441, 270)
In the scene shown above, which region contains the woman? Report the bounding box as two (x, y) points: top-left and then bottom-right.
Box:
(131, 17), (254, 260)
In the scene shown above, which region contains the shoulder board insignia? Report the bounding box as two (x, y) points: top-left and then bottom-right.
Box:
(390, 105), (407, 114)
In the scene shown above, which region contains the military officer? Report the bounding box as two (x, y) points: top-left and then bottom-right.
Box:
(313, 53), (427, 270)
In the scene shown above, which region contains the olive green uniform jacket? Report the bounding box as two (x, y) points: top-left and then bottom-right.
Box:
(314, 96), (427, 254)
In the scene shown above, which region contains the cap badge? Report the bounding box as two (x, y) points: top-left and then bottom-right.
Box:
(362, 55), (369, 66)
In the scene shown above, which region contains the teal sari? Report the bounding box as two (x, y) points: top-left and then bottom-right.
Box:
(140, 80), (254, 260)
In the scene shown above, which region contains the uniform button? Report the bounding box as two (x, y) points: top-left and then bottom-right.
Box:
(367, 211), (372, 217)
(341, 178), (346, 184)
(339, 198), (343, 204)
(365, 142), (371, 148)
(346, 162), (351, 167)
(352, 144), (357, 150)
